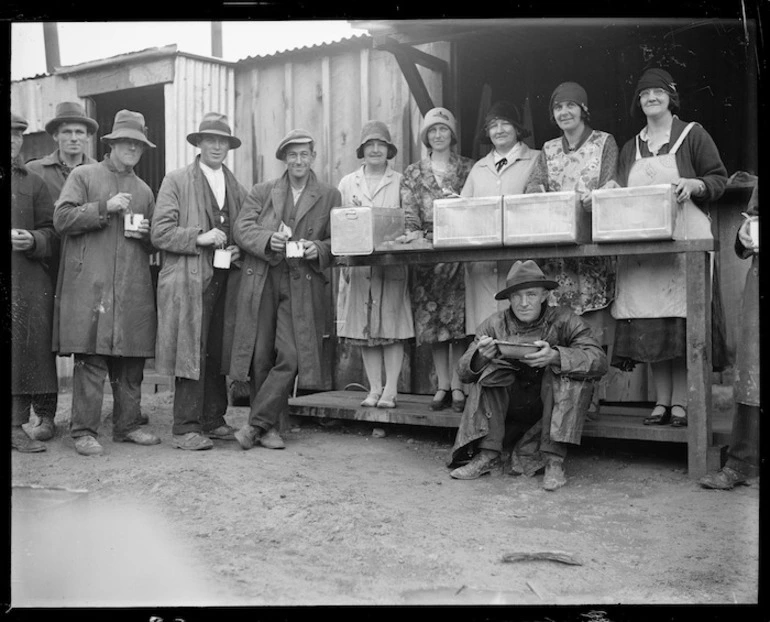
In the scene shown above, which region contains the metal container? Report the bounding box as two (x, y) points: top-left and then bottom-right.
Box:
(592, 184), (677, 242)
(502, 191), (588, 246)
(331, 206), (406, 256)
(432, 196), (503, 249)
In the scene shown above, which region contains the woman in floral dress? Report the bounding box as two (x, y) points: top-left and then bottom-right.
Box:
(398, 107), (475, 412)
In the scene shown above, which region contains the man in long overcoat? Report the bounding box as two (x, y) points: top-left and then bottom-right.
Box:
(228, 129), (341, 450)
(448, 260), (607, 490)
(10, 112), (59, 453)
(54, 109), (161, 456)
(152, 113), (248, 451)
(25, 101), (99, 440)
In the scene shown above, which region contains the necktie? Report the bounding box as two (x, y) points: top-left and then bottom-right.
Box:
(495, 157), (507, 172)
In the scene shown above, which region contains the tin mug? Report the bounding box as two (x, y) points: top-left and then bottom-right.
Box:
(749, 217), (759, 249)
(213, 248), (232, 269)
(124, 213), (143, 231)
(285, 240), (305, 259)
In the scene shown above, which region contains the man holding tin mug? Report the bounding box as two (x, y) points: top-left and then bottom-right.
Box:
(54, 109), (160, 456)
(152, 113), (248, 450)
(227, 129), (341, 451)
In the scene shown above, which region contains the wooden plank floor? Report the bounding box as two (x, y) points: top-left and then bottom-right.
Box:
(288, 391), (733, 446)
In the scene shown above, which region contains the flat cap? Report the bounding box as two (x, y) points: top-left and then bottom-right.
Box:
(275, 128), (314, 160)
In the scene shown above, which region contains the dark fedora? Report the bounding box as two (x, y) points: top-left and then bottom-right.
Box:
(186, 112), (241, 149)
(101, 109), (156, 148)
(495, 260), (558, 300)
(482, 100), (531, 142)
(11, 112), (29, 132)
(45, 101), (99, 135)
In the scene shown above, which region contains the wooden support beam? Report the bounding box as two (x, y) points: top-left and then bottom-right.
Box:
(373, 35), (449, 74)
(388, 46), (435, 118)
(685, 251), (713, 479)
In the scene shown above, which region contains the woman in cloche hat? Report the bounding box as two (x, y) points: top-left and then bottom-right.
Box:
(336, 121), (414, 408)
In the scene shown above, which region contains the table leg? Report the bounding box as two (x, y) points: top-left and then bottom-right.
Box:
(685, 251), (713, 478)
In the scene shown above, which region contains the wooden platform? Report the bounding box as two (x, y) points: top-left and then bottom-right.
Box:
(288, 391), (732, 447)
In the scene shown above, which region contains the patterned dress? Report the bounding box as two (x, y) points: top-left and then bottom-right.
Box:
(525, 128), (619, 316)
(400, 152), (475, 345)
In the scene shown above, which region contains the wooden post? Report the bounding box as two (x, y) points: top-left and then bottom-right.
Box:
(43, 22), (61, 73)
(211, 22), (223, 58)
(685, 250), (713, 478)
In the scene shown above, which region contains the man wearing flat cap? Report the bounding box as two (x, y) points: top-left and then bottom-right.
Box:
(152, 113), (248, 451)
(25, 101), (99, 441)
(10, 112), (58, 453)
(227, 129), (341, 450)
(448, 260), (607, 490)
(54, 109), (161, 456)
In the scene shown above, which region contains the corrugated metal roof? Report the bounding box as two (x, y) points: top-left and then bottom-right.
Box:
(235, 33), (372, 64)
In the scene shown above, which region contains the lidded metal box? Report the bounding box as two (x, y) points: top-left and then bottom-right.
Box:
(432, 196), (503, 249)
(330, 206), (406, 256)
(502, 191), (588, 246)
(591, 184), (677, 242)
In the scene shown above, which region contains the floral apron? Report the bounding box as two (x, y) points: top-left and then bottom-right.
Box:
(612, 123), (712, 320)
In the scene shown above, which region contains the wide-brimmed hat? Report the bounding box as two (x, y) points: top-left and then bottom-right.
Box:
(186, 112), (241, 149)
(275, 128), (314, 160)
(11, 112), (28, 132)
(419, 107), (458, 149)
(495, 260), (558, 300)
(101, 109), (156, 148)
(481, 100), (531, 142)
(356, 120), (397, 159)
(44, 101), (99, 135)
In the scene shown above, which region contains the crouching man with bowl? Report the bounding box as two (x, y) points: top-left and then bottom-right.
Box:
(448, 260), (607, 490)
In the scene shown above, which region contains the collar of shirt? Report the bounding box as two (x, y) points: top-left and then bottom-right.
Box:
(638, 125), (671, 145)
(199, 160), (226, 208)
(291, 183), (307, 205)
(493, 142), (525, 166)
(560, 125), (593, 153)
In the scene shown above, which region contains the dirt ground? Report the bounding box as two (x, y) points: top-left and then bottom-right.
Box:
(9, 385), (759, 611)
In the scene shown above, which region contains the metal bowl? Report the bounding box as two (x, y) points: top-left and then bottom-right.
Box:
(495, 341), (540, 360)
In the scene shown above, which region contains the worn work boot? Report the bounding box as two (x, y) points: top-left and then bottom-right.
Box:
(235, 424), (260, 450)
(542, 459), (567, 491)
(207, 424), (237, 441)
(74, 435), (104, 456)
(136, 413), (150, 426)
(259, 427), (286, 450)
(172, 432), (214, 451)
(28, 417), (56, 441)
(699, 466), (749, 490)
(449, 452), (500, 480)
(120, 429), (161, 445)
(11, 427), (47, 453)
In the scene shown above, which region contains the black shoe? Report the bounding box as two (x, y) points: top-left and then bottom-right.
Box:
(430, 389), (451, 411)
(670, 405), (687, 427)
(643, 404), (671, 426)
(451, 389), (466, 413)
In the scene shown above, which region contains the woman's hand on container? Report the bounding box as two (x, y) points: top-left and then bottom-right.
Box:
(395, 230), (424, 244)
(674, 178), (706, 203)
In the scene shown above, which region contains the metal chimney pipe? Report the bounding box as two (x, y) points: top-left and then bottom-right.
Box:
(43, 22), (61, 73)
(211, 22), (223, 58)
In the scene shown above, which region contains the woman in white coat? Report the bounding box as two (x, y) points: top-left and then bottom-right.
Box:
(337, 121), (414, 408)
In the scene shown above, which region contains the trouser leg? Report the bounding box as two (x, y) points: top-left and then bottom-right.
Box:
(109, 357), (145, 440)
(12, 395), (32, 427)
(249, 265), (298, 430)
(71, 354), (108, 439)
(476, 386), (510, 454)
(173, 272), (228, 435)
(539, 395), (569, 461)
(725, 403), (760, 478)
(31, 393), (58, 420)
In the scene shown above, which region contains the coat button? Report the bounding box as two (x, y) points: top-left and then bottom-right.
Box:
(306, 274), (311, 280)
(308, 228), (313, 234)
(191, 268), (197, 274)
(247, 268), (253, 275)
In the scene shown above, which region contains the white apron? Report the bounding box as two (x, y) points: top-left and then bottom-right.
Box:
(611, 123), (712, 319)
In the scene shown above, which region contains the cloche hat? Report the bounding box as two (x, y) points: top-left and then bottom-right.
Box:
(419, 107), (458, 149)
(356, 120), (397, 159)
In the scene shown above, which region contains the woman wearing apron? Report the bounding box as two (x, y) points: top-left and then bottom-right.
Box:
(525, 82), (619, 418)
(398, 107), (475, 412)
(612, 68), (728, 427)
(336, 121), (414, 409)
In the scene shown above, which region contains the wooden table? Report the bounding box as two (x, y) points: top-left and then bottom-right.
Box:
(331, 239), (721, 478)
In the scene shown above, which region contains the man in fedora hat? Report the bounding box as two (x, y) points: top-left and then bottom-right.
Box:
(152, 113), (248, 450)
(10, 112), (59, 453)
(25, 103), (100, 440)
(448, 260), (607, 490)
(27, 101), (99, 202)
(54, 109), (161, 456)
(227, 128), (341, 451)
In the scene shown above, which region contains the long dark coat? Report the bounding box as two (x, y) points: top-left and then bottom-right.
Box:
(26, 150), (99, 200)
(225, 170), (341, 389)
(151, 158), (248, 380)
(53, 156), (157, 357)
(11, 160), (59, 394)
(449, 305), (608, 469)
